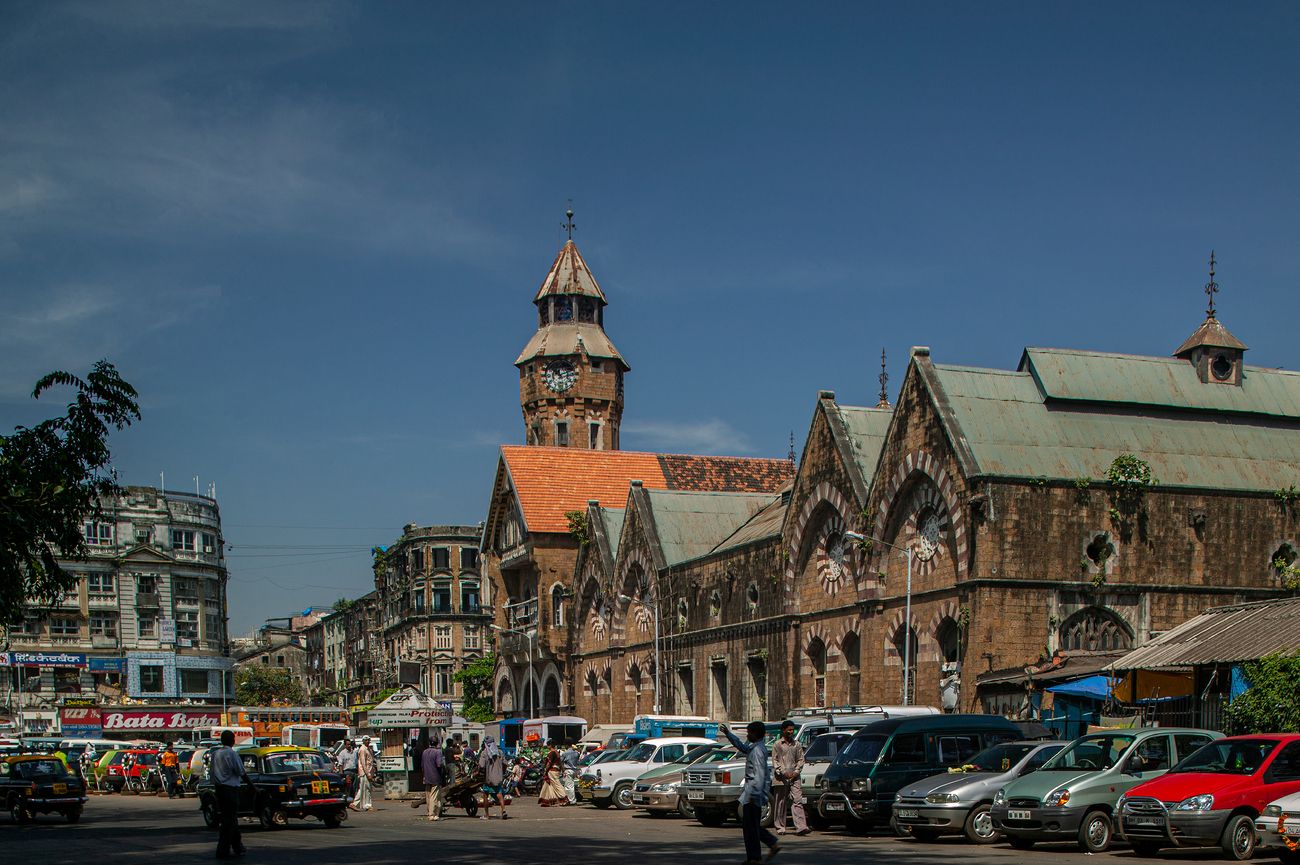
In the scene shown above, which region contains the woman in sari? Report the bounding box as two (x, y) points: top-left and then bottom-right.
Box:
(537, 742), (568, 806)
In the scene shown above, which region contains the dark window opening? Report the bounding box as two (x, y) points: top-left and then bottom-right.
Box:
(556, 422), (569, 447)
(1211, 353), (1233, 380)
(1086, 532), (1115, 567)
(431, 548), (450, 569)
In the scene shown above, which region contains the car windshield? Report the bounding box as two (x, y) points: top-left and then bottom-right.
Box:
(1171, 739), (1276, 775)
(963, 743), (1036, 772)
(595, 749), (625, 764)
(11, 759), (68, 779)
(136, 752), (158, 765)
(806, 734), (852, 763)
(624, 744), (656, 763)
(677, 745), (716, 764)
(264, 752), (333, 774)
(1042, 734), (1135, 771)
(838, 735), (887, 766)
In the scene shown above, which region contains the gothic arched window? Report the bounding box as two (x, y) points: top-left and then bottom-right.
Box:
(1059, 607), (1133, 652)
(808, 638), (827, 707)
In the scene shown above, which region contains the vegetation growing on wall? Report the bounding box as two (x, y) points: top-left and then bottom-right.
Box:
(1225, 653), (1300, 734)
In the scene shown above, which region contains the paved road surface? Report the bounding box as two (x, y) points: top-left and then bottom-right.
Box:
(3, 793), (1241, 864)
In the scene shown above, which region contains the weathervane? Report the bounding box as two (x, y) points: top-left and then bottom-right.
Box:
(877, 348), (890, 409)
(788, 431), (796, 463)
(563, 202), (576, 240)
(1204, 250), (1219, 318)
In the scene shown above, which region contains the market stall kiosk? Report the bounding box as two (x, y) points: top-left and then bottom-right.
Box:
(366, 687), (452, 798)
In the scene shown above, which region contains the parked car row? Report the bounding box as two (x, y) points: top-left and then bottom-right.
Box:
(575, 710), (1300, 863)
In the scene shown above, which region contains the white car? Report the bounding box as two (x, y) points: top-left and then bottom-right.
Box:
(580, 736), (715, 810)
(1256, 790), (1300, 865)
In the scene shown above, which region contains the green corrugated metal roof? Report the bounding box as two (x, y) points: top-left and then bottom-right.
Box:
(834, 405), (892, 482)
(710, 491), (787, 554)
(1021, 347), (1300, 419)
(932, 354), (1300, 491)
(600, 507), (625, 554)
(642, 489), (771, 566)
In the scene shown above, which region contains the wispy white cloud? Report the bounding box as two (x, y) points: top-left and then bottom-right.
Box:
(622, 418), (754, 455)
(0, 283), (222, 398)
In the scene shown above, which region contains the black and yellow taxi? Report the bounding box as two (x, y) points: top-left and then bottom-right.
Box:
(196, 746), (349, 830)
(1, 754), (88, 823)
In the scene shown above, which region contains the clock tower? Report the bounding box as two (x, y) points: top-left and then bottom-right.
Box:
(515, 234), (628, 450)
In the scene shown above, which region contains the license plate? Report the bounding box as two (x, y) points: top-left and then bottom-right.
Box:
(896, 808), (919, 818)
(633, 796), (646, 803)
(311, 781), (330, 794)
(1128, 816), (1164, 826)
(825, 801), (845, 811)
(1008, 809), (1031, 821)
(686, 790), (704, 801)
(53, 783), (68, 794)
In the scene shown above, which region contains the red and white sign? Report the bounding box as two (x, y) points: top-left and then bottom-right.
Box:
(61, 706), (103, 725)
(102, 710), (221, 731)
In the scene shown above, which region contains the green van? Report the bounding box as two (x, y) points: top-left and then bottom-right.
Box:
(816, 713), (1023, 833)
(989, 726), (1222, 852)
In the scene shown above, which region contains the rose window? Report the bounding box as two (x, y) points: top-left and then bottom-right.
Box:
(915, 510), (941, 562)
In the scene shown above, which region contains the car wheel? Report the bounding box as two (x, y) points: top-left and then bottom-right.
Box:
(1219, 813), (1256, 861)
(1007, 835), (1035, 850)
(9, 798), (30, 824)
(696, 809), (728, 827)
(612, 783), (635, 810)
(760, 800), (773, 827)
(261, 804), (288, 829)
(964, 803), (999, 844)
(677, 796), (695, 819)
(891, 814), (913, 837)
(201, 798), (219, 829)
(1130, 841), (1162, 857)
(464, 798), (478, 819)
(323, 812), (342, 829)
(912, 828), (942, 842)
(1078, 810), (1113, 854)
(66, 807), (83, 824)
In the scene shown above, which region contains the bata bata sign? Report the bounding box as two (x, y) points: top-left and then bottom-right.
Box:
(103, 710), (221, 731)
(366, 687), (452, 728)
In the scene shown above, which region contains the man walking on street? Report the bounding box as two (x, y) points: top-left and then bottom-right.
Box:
(160, 743), (182, 799)
(561, 741), (580, 804)
(210, 730), (248, 860)
(477, 736), (510, 820)
(352, 736), (376, 811)
(771, 720), (809, 836)
(337, 739), (360, 801)
(421, 738), (446, 821)
(722, 722), (779, 865)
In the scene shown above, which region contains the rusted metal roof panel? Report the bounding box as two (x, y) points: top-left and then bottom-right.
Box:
(711, 489), (788, 553)
(1022, 348), (1300, 419)
(932, 360), (1300, 491)
(514, 322), (627, 366)
(1109, 597), (1300, 670)
(533, 239), (608, 302)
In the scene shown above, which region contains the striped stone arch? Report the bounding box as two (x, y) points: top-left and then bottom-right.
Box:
(921, 599), (961, 663)
(612, 546), (656, 641)
(623, 653), (655, 691)
(581, 660), (612, 695)
(785, 481), (856, 606)
(871, 449), (968, 577)
(800, 623), (832, 677)
(882, 608), (921, 668)
(577, 571), (610, 645)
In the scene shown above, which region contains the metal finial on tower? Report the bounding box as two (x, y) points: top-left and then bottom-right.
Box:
(876, 348), (891, 408)
(1204, 250), (1219, 318)
(562, 202), (576, 240)
(787, 431), (796, 463)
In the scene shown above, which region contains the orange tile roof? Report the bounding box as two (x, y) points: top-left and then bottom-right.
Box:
(500, 447), (795, 534)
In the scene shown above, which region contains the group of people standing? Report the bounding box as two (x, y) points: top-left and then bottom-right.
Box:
(420, 735), (510, 821)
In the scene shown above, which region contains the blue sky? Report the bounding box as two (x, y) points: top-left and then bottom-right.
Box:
(2, 2), (1297, 634)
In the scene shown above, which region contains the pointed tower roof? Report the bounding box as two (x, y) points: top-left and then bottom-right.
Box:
(1174, 315), (1248, 357)
(533, 240), (607, 303)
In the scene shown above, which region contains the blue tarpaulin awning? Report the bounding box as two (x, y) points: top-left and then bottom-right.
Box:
(1046, 675), (1113, 700)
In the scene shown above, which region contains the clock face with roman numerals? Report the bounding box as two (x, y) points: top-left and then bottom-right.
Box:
(542, 360), (578, 393)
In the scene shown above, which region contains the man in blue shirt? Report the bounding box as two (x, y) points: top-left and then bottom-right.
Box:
(722, 722), (780, 864)
(210, 730), (249, 859)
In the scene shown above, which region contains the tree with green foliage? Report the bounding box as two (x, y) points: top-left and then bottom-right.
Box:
(1224, 653), (1300, 734)
(0, 361), (140, 625)
(453, 653), (497, 723)
(235, 664), (306, 706)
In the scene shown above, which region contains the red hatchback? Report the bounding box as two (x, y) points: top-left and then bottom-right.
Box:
(1116, 734), (1300, 861)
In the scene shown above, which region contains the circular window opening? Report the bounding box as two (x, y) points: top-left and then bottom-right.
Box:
(1273, 542), (1298, 572)
(709, 590), (721, 618)
(746, 582), (759, 607)
(1211, 353), (1233, 381)
(1085, 532), (1115, 568)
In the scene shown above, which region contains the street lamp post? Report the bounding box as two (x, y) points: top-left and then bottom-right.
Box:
(844, 531), (915, 706)
(618, 590), (661, 714)
(491, 624), (538, 719)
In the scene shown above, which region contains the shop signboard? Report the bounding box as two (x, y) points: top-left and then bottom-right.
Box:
(378, 755), (407, 773)
(0, 652), (88, 668)
(89, 658), (125, 673)
(60, 705), (103, 738)
(366, 687), (452, 728)
(102, 709), (221, 732)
